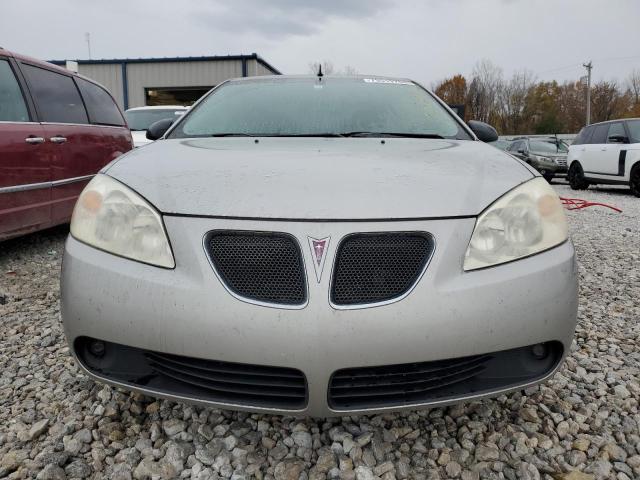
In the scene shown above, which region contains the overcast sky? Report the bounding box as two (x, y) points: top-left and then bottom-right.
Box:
(2, 0), (639, 86)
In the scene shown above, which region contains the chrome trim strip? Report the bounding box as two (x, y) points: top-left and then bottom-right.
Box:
(0, 121), (40, 124)
(0, 174), (94, 194)
(0, 180), (50, 194)
(328, 231), (436, 311)
(202, 230), (309, 310)
(52, 174), (95, 187)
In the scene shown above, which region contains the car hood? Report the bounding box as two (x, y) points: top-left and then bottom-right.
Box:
(105, 137), (533, 220)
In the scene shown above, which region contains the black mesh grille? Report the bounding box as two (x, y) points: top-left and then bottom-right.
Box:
(206, 232), (306, 305)
(331, 233), (434, 305)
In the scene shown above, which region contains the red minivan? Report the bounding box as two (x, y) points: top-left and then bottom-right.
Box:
(0, 48), (132, 241)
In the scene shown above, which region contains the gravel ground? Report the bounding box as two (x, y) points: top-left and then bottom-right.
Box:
(0, 183), (638, 480)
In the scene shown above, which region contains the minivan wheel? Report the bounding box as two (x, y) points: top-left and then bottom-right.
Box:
(630, 166), (640, 197)
(568, 163), (589, 190)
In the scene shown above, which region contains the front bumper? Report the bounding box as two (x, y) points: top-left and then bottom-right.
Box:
(61, 216), (578, 416)
(531, 160), (567, 175)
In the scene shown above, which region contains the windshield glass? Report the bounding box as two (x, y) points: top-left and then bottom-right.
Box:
(530, 140), (568, 154)
(125, 109), (185, 131)
(169, 77), (471, 139)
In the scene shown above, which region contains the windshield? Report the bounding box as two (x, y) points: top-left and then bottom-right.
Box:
(169, 77), (471, 139)
(125, 109), (185, 131)
(530, 140), (568, 154)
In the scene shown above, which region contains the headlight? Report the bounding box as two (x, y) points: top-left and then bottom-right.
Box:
(70, 174), (175, 268)
(464, 177), (568, 271)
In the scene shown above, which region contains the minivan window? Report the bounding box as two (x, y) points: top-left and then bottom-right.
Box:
(22, 64), (88, 124)
(590, 124), (609, 144)
(0, 59), (29, 122)
(627, 120), (640, 143)
(76, 77), (125, 126)
(606, 122), (626, 142)
(170, 78), (471, 140)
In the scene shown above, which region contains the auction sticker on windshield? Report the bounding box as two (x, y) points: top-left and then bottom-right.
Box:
(363, 78), (413, 85)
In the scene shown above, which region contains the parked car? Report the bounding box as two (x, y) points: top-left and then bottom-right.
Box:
(124, 106), (188, 147)
(61, 75), (577, 416)
(0, 48), (132, 241)
(567, 119), (640, 196)
(507, 137), (568, 181)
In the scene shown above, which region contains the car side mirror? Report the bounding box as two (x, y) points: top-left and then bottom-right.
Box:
(607, 134), (628, 144)
(146, 118), (175, 141)
(467, 120), (499, 143)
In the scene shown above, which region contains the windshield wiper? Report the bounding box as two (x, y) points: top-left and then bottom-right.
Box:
(210, 133), (257, 137)
(209, 133), (346, 137)
(341, 132), (446, 139)
(208, 132), (445, 139)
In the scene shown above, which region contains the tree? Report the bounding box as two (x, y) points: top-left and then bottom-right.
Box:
(590, 81), (628, 123)
(498, 70), (535, 134)
(308, 61), (357, 76)
(308, 61), (335, 75)
(557, 81), (586, 132)
(467, 60), (503, 124)
(627, 69), (640, 104)
(342, 65), (358, 76)
(523, 82), (563, 134)
(434, 74), (467, 106)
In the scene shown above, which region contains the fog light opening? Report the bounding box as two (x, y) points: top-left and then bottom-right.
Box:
(89, 340), (106, 357)
(531, 343), (548, 360)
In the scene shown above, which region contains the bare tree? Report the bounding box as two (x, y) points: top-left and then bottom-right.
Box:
(467, 59), (503, 123)
(342, 65), (358, 76)
(308, 61), (335, 75)
(628, 69), (640, 104)
(498, 69), (535, 133)
(590, 80), (627, 123)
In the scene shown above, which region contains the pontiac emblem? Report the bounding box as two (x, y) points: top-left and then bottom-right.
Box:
(308, 236), (330, 282)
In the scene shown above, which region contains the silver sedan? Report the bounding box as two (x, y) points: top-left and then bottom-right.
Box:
(61, 75), (578, 417)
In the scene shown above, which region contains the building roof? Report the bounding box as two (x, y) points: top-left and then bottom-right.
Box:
(49, 53), (281, 75)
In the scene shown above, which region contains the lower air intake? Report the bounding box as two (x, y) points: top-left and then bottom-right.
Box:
(329, 342), (563, 410)
(75, 337), (307, 410)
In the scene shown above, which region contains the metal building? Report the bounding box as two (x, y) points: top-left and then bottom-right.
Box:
(50, 54), (280, 110)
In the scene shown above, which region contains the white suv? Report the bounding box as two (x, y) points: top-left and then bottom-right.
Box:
(567, 118), (640, 196)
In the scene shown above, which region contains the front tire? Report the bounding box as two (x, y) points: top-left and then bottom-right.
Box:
(630, 165), (640, 197)
(568, 162), (589, 190)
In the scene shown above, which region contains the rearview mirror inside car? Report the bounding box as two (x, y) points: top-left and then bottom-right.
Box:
(467, 120), (499, 143)
(146, 118), (175, 141)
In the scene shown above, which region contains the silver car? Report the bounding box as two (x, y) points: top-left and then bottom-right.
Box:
(61, 76), (578, 417)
